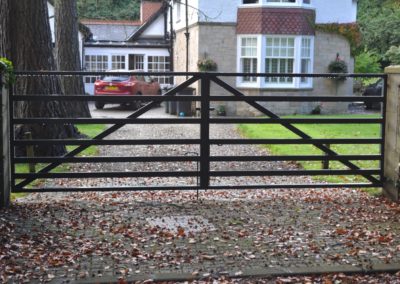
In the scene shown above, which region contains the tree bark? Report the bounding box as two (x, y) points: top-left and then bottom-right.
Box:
(55, 0), (91, 118)
(0, 0), (11, 58)
(8, 0), (71, 156)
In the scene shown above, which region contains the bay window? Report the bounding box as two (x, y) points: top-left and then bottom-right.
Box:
(237, 35), (314, 88)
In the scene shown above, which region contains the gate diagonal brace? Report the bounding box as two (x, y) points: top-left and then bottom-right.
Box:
(15, 76), (201, 189)
(211, 76), (380, 184)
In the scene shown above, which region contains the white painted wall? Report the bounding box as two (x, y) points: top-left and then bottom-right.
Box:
(198, 0), (238, 23)
(173, 0), (200, 30)
(171, 0), (357, 31)
(47, 2), (55, 43)
(142, 15), (165, 37)
(314, 0), (357, 23)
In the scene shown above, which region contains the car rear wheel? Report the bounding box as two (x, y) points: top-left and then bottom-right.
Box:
(95, 101), (105, 109)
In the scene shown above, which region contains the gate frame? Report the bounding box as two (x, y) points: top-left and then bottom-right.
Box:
(0, 73), (11, 208)
(383, 66), (400, 200)
(2, 70), (398, 206)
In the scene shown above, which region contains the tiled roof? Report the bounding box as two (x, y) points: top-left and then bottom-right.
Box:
(80, 19), (141, 26)
(81, 20), (141, 41)
(237, 8), (315, 35)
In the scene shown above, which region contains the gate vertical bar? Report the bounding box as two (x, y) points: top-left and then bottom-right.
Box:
(200, 73), (210, 189)
(380, 75), (388, 183)
(0, 73), (11, 207)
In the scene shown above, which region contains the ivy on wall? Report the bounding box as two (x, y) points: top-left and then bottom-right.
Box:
(315, 23), (362, 56)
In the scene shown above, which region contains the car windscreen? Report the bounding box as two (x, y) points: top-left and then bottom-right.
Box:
(101, 75), (130, 82)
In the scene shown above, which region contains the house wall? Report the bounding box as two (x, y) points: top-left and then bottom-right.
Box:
(174, 23), (236, 114)
(314, 0), (357, 23)
(142, 15), (165, 37)
(172, 0), (357, 29)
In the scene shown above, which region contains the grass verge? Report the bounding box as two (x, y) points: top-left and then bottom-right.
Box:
(12, 124), (106, 200)
(238, 114), (382, 195)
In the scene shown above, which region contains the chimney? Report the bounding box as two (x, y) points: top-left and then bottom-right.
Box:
(141, 0), (163, 23)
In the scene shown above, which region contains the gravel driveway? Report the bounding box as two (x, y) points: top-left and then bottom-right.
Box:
(48, 103), (310, 189)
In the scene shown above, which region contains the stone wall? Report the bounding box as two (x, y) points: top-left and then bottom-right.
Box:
(174, 23), (237, 114)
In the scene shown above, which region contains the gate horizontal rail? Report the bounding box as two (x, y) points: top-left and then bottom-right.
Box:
(9, 71), (386, 192)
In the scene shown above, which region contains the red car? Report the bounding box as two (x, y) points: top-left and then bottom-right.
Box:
(94, 70), (162, 109)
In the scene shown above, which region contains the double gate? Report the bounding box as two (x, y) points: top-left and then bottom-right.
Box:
(8, 71), (386, 193)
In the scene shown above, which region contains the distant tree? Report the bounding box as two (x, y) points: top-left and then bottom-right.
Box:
(54, 0), (91, 118)
(358, 0), (400, 57)
(77, 0), (141, 20)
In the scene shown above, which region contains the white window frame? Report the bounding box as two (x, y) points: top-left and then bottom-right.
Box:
(264, 36), (296, 87)
(237, 35), (314, 89)
(148, 55), (172, 85)
(84, 54), (109, 83)
(240, 0), (312, 7)
(237, 35), (262, 87)
(111, 54), (126, 70)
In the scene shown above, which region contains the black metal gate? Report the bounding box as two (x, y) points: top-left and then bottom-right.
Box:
(10, 71), (386, 193)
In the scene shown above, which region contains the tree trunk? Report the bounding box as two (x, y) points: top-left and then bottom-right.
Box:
(0, 0), (11, 58)
(8, 0), (71, 156)
(55, 0), (91, 118)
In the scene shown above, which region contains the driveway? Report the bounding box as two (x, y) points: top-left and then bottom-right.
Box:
(1, 103), (400, 283)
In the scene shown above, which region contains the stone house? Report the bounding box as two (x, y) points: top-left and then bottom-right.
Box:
(170, 0), (358, 115)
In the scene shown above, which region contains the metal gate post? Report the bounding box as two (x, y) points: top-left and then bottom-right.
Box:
(383, 66), (400, 201)
(0, 73), (11, 208)
(200, 74), (210, 189)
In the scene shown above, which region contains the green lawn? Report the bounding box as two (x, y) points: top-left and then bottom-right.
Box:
(238, 114), (381, 189)
(12, 124), (106, 200)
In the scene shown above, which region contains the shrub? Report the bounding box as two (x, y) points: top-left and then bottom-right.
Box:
(385, 45), (400, 65)
(355, 51), (382, 74)
(0, 57), (15, 86)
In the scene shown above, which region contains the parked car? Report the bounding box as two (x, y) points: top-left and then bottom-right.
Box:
(362, 79), (383, 110)
(94, 70), (161, 109)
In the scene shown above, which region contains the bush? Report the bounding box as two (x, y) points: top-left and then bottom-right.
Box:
(385, 45), (400, 65)
(0, 57), (15, 86)
(355, 51), (382, 74)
